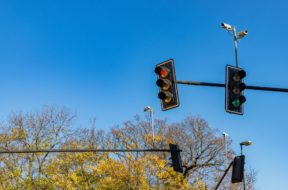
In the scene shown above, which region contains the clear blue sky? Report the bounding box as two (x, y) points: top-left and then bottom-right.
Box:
(0, 1), (287, 189)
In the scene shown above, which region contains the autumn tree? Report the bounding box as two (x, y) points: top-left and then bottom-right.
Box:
(108, 115), (256, 189)
(0, 106), (256, 189)
(0, 106), (75, 189)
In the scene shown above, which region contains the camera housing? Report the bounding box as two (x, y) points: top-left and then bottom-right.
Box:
(221, 22), (232, 31)
(237, 30), (248, 39)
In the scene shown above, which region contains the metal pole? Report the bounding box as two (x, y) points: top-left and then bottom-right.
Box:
(240, 145), (246, 190)
(223, 133), (228, 165)
(177, 80), (288, 93)
(224, 135), (227, 161)
(245, 85), (288, 92)
(243, 170), (246, 190)
(233, 26), (239, 68)
(150, 108), (155, 145)
(0, 148), (174, 154)
(176, 80), (225, 87)
(215, 161), (234, 190)
(144, 106), (155, 146)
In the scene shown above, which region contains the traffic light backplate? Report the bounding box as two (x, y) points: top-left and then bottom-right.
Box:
(155, 59), (179, 111)
(225, 65), (246, 115)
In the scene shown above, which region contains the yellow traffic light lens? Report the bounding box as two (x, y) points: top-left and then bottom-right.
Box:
(232, 87), (241, 95)
(233, 74), (241, 82)
(157, 79), (172, 90)
(164, 97), (172, 103)
(163, 83), (171, 90)
(232, 83), (246, 95)
(158, 91), (173, 103)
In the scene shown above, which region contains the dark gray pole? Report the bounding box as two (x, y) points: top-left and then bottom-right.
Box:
(0, 148), (173, 154)
(215, 161), (234, 190)
(177, 80), (288, 93)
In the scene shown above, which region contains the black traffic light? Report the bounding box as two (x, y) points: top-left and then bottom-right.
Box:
(231, 155), (245, 183)
(155, 59), (179, 111)
(169, 144), (183, 173)
(225, 65), (246, 115)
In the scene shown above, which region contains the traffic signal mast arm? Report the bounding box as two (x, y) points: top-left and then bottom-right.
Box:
(176, 80), (288, 93)
(0, 148), (173, 154)
(0, 144), (184, 174)
(177, 80), (225, 87)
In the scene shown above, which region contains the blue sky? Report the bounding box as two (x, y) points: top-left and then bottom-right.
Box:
(1, 0), (288, 189)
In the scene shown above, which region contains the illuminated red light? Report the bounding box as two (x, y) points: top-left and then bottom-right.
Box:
(155, 66), (170, 78)
(160, 69), (168, 77)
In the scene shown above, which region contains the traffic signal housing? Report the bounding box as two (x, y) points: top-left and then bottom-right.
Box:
(155, 59), (179, 111)
(225, 65), (246, 115)
(169, 144), (183, 173)
(231, 155), (245, 183)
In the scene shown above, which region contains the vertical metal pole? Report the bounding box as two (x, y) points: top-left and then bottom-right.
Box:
(150, 109), (155, 145)
(233, 26), (239, 68)
(243, 172), (246, 190)
(222, 133), (228, 166)
(240, 145), (246, 190)
(224, 135), (228, 165)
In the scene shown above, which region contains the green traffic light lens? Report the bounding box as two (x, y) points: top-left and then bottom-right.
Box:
(232, 99), (241, 107)
(231, 96), (246, 108)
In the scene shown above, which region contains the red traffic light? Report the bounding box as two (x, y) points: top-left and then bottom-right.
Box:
(155, 66), (170, 78)
(155, 59), (179, 111)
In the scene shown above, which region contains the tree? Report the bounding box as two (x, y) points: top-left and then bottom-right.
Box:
(0, 106), (75, 189)
(0, 107), (256, 189)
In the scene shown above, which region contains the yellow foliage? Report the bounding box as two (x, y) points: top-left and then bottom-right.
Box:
(192, 178), (207, 190)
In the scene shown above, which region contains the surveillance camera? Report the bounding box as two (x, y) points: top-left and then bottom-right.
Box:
(221, 22), (232, 31)
(237, 30), (248, 39)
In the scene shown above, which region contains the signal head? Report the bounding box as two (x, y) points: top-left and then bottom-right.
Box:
(155, 59), (179, 111)
(225, 65), (247, 115)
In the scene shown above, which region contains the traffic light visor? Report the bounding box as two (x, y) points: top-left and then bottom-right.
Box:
(158, 91), (173, 103)
(156, 79), (172, 90)
(232, 70), (246, 82)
